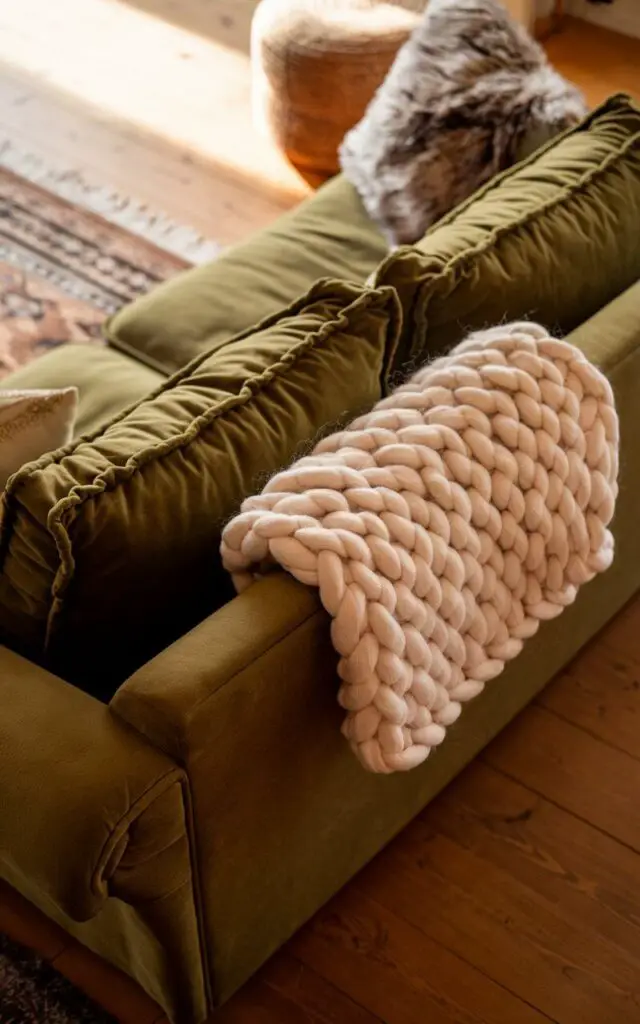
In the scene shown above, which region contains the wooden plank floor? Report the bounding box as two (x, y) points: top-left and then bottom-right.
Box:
(1, 7), (640, 1024)
(0, 0), (308, 248)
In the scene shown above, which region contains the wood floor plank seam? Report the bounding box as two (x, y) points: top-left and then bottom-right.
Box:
(353, 825), (640, 1018)
(483, 762), (640, 858)
(268, 955), (387, 1024)
(350, 886), (562, 1024)
(533, 701), (640, 763)
(376, 812), (640, 1003)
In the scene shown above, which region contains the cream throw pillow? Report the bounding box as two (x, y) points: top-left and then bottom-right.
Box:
(0, 388), (78, 491)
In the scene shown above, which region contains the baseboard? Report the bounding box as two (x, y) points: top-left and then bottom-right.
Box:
(567, 0), (640, 39)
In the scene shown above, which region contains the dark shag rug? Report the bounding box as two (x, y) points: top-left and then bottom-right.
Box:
(0, 934), (114, 1024)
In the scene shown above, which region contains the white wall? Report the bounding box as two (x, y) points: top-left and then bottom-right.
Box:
(502, 0), (536, 28)
(568, 0), (640, 39)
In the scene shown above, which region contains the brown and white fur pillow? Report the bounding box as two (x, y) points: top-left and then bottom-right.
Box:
(339, 0), (587, 246)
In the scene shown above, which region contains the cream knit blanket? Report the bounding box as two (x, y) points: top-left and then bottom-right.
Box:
(221, 323), (619, 773)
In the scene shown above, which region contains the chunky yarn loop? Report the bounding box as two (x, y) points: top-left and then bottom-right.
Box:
(221, 324), (619, 773)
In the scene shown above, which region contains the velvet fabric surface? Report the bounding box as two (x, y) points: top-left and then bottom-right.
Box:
(375, 94), (640, 373)
(0, 281), (400, 694)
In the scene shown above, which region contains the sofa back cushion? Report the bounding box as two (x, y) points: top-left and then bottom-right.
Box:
(0, 281), (400, 696)
(106, 175), (389, 376)
(375, 93), (640, 373)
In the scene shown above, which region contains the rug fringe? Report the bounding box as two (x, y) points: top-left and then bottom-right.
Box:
(0, 140), (221, 266)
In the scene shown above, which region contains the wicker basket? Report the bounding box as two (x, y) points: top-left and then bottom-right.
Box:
(251, 0), (422, 187)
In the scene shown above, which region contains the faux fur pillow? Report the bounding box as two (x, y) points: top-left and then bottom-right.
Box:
(339, 0), (587, 246)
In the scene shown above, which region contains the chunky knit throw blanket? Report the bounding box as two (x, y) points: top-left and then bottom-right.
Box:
(221, 324), (619, 773)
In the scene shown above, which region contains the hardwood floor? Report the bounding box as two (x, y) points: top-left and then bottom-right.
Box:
(1, 6), (640, 1024)
(544, 16), (640, 108)
(0, 0), (307, 247)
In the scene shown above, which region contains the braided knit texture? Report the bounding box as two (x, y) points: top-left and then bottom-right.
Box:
(221, 323), (619, 773)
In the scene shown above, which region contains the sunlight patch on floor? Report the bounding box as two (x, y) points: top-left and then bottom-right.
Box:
(1, 0), (301, 194)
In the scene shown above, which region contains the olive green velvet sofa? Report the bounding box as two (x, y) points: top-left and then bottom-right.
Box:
(1, 95), (640, 1023)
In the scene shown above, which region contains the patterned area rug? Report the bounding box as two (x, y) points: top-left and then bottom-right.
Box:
(0, 934), (114, 1024)
(0, 166), (191, 382)
(0, 164), (204, 1020)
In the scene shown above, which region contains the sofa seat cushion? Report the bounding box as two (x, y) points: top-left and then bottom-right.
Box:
(0, 344), (166, 438)
(106, 175), (389, 376)
(375, 93), (640, 373)
(0, 281), (400, 697)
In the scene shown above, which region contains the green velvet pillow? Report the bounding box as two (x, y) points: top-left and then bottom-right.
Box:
(106, 175), (388, 376)
(375, 93), (640, 373)
(0, 280), (400, 696)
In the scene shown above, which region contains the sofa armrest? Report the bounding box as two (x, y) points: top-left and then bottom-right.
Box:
(112, 573), (324, 760)
(112, 575), (357, 1001)
(112, 575), (434, 1004)
(0, 646), (188, 922)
